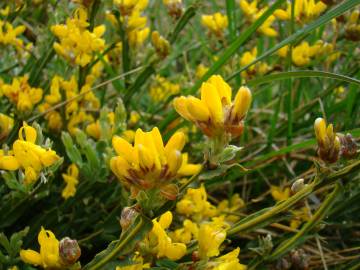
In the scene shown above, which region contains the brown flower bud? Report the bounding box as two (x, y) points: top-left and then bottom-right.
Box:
(59, 237), (81, 266)
(339, 133), (357, 159)
(120, 206), (139, 230)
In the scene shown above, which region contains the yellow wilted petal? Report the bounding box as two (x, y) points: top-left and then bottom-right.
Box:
(208, 75), (232, 105)
(201, 82), (223, 124)
(186, 97), (210, 122)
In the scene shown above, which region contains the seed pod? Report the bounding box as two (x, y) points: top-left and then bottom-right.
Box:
(59, 237), (81, 266)
(120, 206), (139, 230)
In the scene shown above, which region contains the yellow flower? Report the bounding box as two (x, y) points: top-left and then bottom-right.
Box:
(170, 219), (198, 244)
(314, 117), (341, 163)
(177, 153), (202, 176)
(20, 227), (62, 268)
(114, 0), (148, 15)
(0, 113), (14, 141)
(1, 76), (43, 113)
(195, 64), (209, 79)
(0, 150), (20, 171)
(151, 31), (170, 58)
(86, 112), (115, 140)
(198, 219), (228, 258)
(0, 123), (60, 184)
(201, 12), (228, 37)
(173, 75), (252, 138)
(176, 184), (217, 221)
(62, 164), (79, 199)
(346, 10), (360, 41)
(270, 185), (291, 201)
(208, 248), (247, 270)
(0, 19), (26, 49)
(149, 75), (180, 102)
(217, 194), (245, 223)
(68, 111), (94, 136)
(240, 47), (270, 79)
(239, 1), (277, 37)
(148, 211), (187, 260)
(51, 8), (106, 67)
(274, 0), (327, 23)
(129, 111), (141, 126)
(115, 252), (150, 270)
(110, 127), (200, 199)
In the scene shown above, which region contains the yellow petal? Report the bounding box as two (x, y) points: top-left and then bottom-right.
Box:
(19, 125), (37, 143)
(186, 97), (210, 122)
(208, 75), (232, 105)
(137, 144), (154, 170)
(173, 96), (194, 122)
(165, 243), (186, 260)
(314, 117), (327, 145)
(110, 156), (131, 180)
(201, 82), (223, 124)
(20, 249), (42, 266)
(158, 211), (173, 229)
(0, 155), (20, 170)
(165, 131), (185, 154)
(232, 86), (252, 120)
(112, 135), (135, 163)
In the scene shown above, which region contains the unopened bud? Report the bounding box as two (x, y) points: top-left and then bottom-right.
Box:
(291, 179), (305, 194)
(231, 86), (252, 122)
(151, 31), (170, 58)
(163, 0), (183, 18)
(120, 206), (139, 230)
(59, 237), (81, 266)
(339, 133), (357, 159)
(160, 183), (179, 200)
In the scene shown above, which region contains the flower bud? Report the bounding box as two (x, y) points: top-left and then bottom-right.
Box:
(151, 31), (170, 58)
(314, 117), (340, 163)
(231, 86), (252, 122)
(120, 206), (139, 231)
(339, 133), (357, 159)
(59, 237), (81, 266)
(291, 179), (305, 194)
(163, 0), (183, 18)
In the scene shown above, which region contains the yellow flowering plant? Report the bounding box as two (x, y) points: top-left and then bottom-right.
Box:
(0, 1), (359, 270)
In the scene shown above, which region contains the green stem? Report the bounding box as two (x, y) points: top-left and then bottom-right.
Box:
(86, 216), (146, 270)
(266, 183), (342, 261)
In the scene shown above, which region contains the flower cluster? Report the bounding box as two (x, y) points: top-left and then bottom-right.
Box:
(201, 12), (228, 37)
(0, 123), (60, 184)
(51, 8), (106, 66)
(149, 75), (180, 102)
(174, 75), (252, 139)
(0, 19), (26, 50)
(1, 76), (43, 114)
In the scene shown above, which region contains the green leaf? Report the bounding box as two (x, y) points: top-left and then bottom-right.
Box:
(247, 70), (360, 89)
(218, 145), (243, 163)
(75, 130), (100, 175)
(61, 132), (83, 166)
